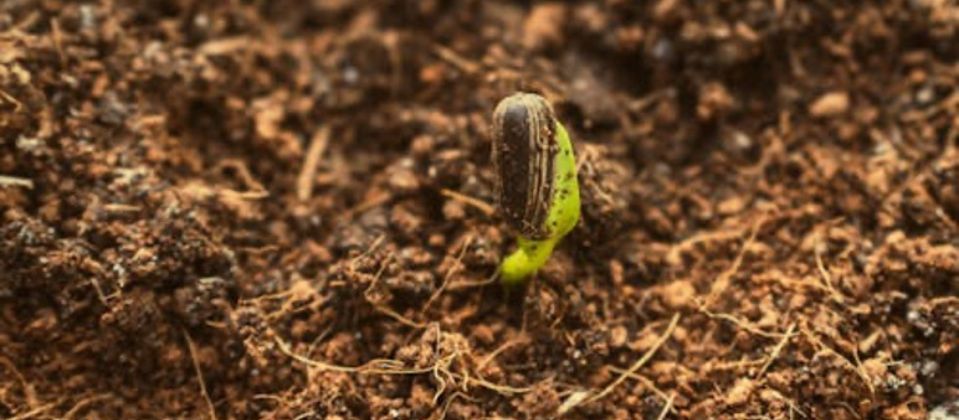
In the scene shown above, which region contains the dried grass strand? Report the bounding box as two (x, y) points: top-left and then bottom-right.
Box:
(757, 322), (797, 378)
(297, 126), (330, 202)
(585, 313), (680, 405)
(183, 330), (218, 420)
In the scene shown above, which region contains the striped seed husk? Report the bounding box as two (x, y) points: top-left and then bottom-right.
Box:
(491, 92), (559, 240)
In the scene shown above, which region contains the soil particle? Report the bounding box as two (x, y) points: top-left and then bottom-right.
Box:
(810, 91), (851, 118)
(522, 3), (567, 52)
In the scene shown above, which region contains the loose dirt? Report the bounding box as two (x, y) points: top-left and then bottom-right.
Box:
(1, 1), (958, 419)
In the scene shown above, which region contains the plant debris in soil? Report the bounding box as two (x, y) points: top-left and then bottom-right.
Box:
(1, 1), (958, 419)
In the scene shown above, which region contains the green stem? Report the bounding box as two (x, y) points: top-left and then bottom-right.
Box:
(499, 236), (559, 285)
(497, 119), (579, 285)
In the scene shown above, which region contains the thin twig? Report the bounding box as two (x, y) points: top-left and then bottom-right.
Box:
(183, 330), (218, 420)
(666, 223), (752, 265)
(297, 126), (330, 202)
(198, 36), (253, 55)
(102, 203), (142, 213)
(439, 391), (474, 420)
(0, 355), (37, 408)
(215, 158), (267, 193)
(606, 367), (673, 402)
(448, 270), (500, 291)
(586, 313), (681, 404)
(456, 373), (533, 394)
(277, 331), (533, 398)
(0, 175), (34, 189)
(703, 216), (765, 307)
(765, 388), (807, 418)
(374, 304), (428, 329)
(0, 88), (23, 112)
(50, 18), (65, 65)
(703, 357), (766, 373)
(276, 336), (428, 374)
(757, 322), (797, 378)
(477, 335), (530, 372)
(293, 410), (317, 420)
(700, 308), (786, 339)
(220, 189), (269, 200)
(8, 402), (58, 420)
(348, 234), (385, 272)
(433, 44), (480, 74)
(439, 188), (495, 216)
(87, 277), (110, 306)
(364, 252), (428, 329)
(63, 394), (112, 419)
(557, 390), (591, 415)
(339, 190), (392, 222)
(424, 235), (474, 310)
(800, 325), (874, 394)
(655, 393), (676, 420)
(814, 236), (845, 304)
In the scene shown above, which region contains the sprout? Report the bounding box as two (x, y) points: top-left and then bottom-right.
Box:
(491, 92), (581, 284)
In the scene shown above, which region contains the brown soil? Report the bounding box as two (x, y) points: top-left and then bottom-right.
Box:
(1, 1), (958, 419)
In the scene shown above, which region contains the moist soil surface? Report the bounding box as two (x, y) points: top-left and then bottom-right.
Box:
(2, 1), (959, 419)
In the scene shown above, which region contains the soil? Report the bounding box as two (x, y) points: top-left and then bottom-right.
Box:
(1, 1), (958, 419)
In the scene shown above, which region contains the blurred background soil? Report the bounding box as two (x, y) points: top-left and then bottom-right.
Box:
(1, 0), (958, 418)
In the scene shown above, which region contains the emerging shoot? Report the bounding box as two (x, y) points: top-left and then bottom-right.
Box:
(491, 92), (581, 285)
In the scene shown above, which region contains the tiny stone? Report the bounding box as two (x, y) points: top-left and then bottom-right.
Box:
(610, 325), (628, 348)
(809, 91), (849, 117)
(442, 200), (466, 221)
(410, 135), (435, 157)
(428, 233), (446, 247)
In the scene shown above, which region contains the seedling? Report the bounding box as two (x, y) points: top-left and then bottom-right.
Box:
(491, 92), (581, 284)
